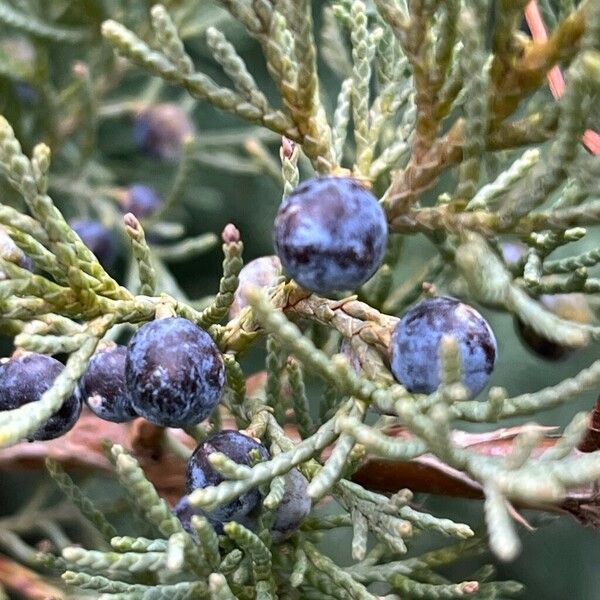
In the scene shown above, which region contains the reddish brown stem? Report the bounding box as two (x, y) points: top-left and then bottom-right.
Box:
(524, 0), (600, 154)
(2, 410), (600, 528)
(0, 555), (64, 599)
(578, 396), (600, 453)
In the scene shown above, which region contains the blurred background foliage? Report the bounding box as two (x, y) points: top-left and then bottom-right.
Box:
(0, 0), (599, 598)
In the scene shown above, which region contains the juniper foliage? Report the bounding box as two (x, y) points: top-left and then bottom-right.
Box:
(0, 0), (599, 598)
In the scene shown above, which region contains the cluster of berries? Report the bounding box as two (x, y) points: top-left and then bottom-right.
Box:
(174, 430), (311, 540)
(65, 104), (195, 273)
(7, 174), (573, 449)
(269, 175), (594, 392)
(271, 175), (498, 396)
(0, 317), (224, 440)
(4, 165), (586, 534)
(0, 105), (202, 435)
(0, 325), (311, 536)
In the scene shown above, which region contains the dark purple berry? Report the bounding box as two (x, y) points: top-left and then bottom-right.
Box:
(173, 495), (198, 535)
(0, 353), (82, 441)
(173, 494), (259, 536)
(185, 430), (270, 532)
(515, 293), (592, 360)
(273, 176), (388, 294)
(124, 184), (162, 219)
(70, 219), (116, 270)
(79, 345), (137, 423)
(271, 469), (311, 542)
(390, 296), (497, 397)
(133, 103), (195, 161)
(230, 256), (281, 318)
(1, 37), (37, 104)
(14, 82), (38, 105)
(125, 318), (224, 428)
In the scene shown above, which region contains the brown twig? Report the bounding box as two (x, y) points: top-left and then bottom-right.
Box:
(578, 396), (600, 453)
(2, 403), (600, 528)
(352, 423), (600, 528)
(0, 554), (64, 600)
(352, 424), (558, 499)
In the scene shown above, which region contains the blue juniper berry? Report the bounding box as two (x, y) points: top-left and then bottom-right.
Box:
(133, 103), (195, 161)
(0, 353), (82, 441)
(79, 345), (137, 423)
(70, 219), (117, 270)
(390, 296), (497, 397)
(273, 176), (388, 295)
(125, 318), (224, 428)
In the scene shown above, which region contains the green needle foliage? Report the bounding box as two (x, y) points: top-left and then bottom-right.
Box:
(0, 0), (599, 598)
